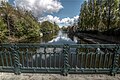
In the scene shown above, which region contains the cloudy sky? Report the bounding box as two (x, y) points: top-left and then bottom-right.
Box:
(7, 0), (84, 27)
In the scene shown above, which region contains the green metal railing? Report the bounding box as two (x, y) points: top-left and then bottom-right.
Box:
(0, 43), (120, 76)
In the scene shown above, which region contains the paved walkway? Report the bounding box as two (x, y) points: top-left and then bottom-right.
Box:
(0, 73), (120, 80)
(76, 33), (120, 44)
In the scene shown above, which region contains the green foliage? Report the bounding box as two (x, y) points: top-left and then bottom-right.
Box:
(78, 0), (120, 32)
(0, 1), (60, 42)
(41, 21), (59, 34)
(61, 26), (68, 31)
(0, 1), (43, 42)
(53, 22), (59, 31)
(0, 17), (7, 42)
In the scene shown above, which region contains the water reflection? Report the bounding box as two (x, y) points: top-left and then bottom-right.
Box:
(46, 30), (78, 44)
(19, 30), (78, 44)
(40, 32), (58, 44)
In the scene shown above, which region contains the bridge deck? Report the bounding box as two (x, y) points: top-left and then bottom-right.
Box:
(0, 73), (120, 80)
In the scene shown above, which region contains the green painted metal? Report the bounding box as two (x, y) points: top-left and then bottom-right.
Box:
(110, 46), (120, 76)
(0, 43), (120, 76)
(62, 44), (70, 76)
(10, 44), (21, 75)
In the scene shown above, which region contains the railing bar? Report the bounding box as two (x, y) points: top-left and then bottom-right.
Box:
(21, 52), (24, 67)
(76, 48), (79, 67)
(35, 52), (38, 68)
(103, 52), (107, 68)
(9, 51), (13, 66)
(81, 53), (83, 68)
(85, 49), (88, 68)
(94, 50), (97, 68)
(101, 53), (104, 68)
(106, 53), (109, 68)
(98, 53), (100, 68)
(26, 49), (29, 67)
(30, 52), (33, 68)
(84, 53), (86, 68)
(71, 53), (73, 68)
(119, 55), (120, 69)
(18, 51), (20, 66)
(0, 52), (4, 66)
(59, 52), (61, 68)
(44, 48), (47, 68)
(90, 53), (93, 68)
(99, 53), (102, 68)
(105, 48), (110, 68)
(54, 48), (56, 68)
(78, 53), (81, 68)
(76, 50), (78, 69)
(106, 53), (110, 68)
(108, 52), (112, 68)
(73, 53), (75, 68)
(40, 52), (42, 68)
(49, 52), (51, 68)
(5, 50), (8, 66)
(45, 53), (47, 68)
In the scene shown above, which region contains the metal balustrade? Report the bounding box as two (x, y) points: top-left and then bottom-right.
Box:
(0, 43), (120, 76)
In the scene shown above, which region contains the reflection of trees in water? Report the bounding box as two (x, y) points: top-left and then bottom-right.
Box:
(68, 32), (88, 44)
(40, 32), (57, 43)
(68, 33), (74, 41)
(18, 32), (58, 43)
(18, 30), (77, 43)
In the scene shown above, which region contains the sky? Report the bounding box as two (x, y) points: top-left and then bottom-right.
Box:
(5, 0), (84, 27)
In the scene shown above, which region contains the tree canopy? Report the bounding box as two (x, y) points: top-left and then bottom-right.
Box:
(78, 0), (120, 32)
(0, 1), (59, 42)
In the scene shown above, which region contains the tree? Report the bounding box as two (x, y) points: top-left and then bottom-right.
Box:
(78, 0), (120, 32)
(41, 21), (59, 34)
(0, 2), (15, 36)
(0, 16), (7, 42)
(54, 22), (59, 31)
(0, 1), (42, 42)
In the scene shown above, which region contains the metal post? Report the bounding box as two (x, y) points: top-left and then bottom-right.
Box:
(62, 44), (70, 76)
(110, 46), (120, 76)
(11, 44), (21, 75)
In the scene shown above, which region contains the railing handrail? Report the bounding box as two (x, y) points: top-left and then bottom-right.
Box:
(0, 43), (119, 48)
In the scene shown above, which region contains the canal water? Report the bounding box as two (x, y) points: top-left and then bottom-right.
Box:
(40, 30), (78, 44)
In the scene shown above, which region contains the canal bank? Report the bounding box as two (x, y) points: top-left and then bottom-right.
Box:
(74, 33), (120, 44)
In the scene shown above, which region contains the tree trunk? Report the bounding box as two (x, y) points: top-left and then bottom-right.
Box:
(107, 0), (111, 30)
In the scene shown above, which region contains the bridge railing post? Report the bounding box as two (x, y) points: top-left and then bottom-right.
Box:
(11, 44), (21, 75)
(110, 45), (120, 76)
(62, 44), (70, 76)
